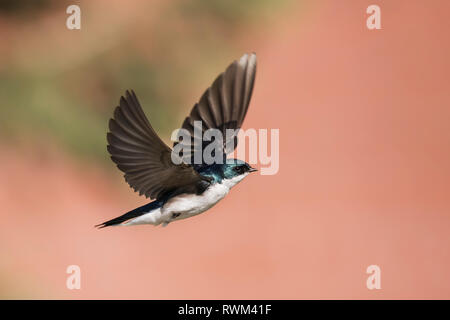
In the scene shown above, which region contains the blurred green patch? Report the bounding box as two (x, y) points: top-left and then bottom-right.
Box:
(0, 0), (53, 16)
(179, 0), (283, 24)
(0, 0), (291, 164)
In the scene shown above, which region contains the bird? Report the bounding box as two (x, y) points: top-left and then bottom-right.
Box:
(96, 53), (257, 228)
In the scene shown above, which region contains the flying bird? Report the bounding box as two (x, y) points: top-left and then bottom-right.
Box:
(96, 53), (257, 228)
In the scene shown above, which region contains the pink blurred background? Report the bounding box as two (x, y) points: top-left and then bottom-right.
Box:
(0, 0), (449, 299)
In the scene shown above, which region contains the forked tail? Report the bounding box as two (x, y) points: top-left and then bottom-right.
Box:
(95, 201), (162, 228)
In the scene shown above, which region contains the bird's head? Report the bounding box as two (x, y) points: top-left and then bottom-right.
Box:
(221, 159), (257, 186)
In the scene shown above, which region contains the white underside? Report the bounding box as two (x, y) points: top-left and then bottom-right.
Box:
(123, 173), (248, 227)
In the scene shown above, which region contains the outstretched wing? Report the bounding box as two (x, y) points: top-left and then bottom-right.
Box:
(174, 53), (257, 169)
(107, 90), (208, 200)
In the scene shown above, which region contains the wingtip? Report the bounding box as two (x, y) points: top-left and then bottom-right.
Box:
(124, 89), (137, 99)
(238, 52), (257, 67)
(108, 118), (116, 131)
(119, 95), (127, 105)
(241, 52), (256, 58)
(119, 89), (135, 104)
(249, 52), (257, 64)
(94, 223), (107, 229)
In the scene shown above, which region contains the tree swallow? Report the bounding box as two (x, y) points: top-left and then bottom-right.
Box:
(96, 53), (257, 228)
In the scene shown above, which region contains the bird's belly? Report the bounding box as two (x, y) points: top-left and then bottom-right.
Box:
(161, 184), (229, 222)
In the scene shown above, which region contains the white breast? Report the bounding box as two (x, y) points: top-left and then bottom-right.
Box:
(161, 173), (249, 223)
(162, 183), (229, 217)
(124, 173), (249, 226)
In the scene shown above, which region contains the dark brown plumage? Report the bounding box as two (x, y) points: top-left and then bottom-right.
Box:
(106, 53), (257, 200)
(175, 53), (257, 165)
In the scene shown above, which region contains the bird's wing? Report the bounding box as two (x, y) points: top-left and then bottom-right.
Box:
(174, 53), (257, 169)
(107, 90), (207, 200)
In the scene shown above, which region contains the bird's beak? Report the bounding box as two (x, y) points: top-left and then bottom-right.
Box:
(248, 167), (258, 173)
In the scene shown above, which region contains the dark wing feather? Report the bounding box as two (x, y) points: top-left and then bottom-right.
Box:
(174, 53), (257, 168)
(107, 90), (207, 200)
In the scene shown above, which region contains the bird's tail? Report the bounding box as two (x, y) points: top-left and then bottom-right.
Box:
(95, 201), (162, 228)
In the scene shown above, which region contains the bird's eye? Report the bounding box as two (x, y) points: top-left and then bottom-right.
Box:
(234, 166), (245, 174)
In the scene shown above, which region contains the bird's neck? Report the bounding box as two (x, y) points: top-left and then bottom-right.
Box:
(198, 164), (225, 183)
(221, 173), (248, 189)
